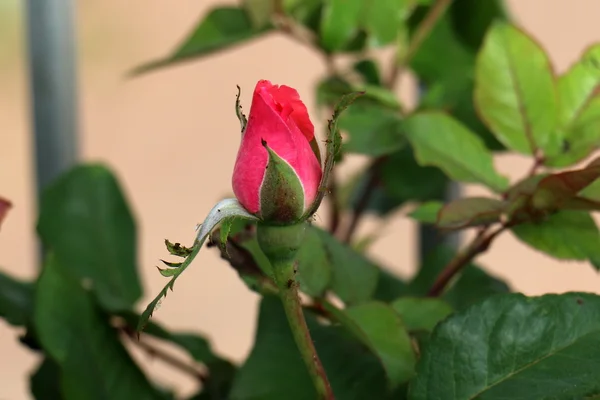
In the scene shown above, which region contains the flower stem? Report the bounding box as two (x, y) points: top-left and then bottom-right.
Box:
(256, 223), (335, 400)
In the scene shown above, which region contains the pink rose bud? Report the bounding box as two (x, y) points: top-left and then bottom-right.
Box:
(232, 80), (322, 223)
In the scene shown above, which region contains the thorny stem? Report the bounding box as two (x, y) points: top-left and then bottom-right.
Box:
(427, 225), (507, 297)
(257, 224), (335, 400)
(271, 259), (335, 399)
(387, 0), (453, 88)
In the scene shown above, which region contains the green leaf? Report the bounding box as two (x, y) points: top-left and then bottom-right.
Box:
(547, 45), (600, 166)
(30, 358), (63, 400)
(437, 197), (506, 230)
(230, 296), (391, 400)
(580, 177), (600, 201)
(0, 270), (33, 326)
(380, 147), (448, 202)
(296, 227), (332, 297)
(449, 0), (509, 51)
(404, 112), (509, 192)
(345, 302), (416, 388)
(243, 0), (274, 29)
(282, 0), (323, 33)
(362, 0), (412, 46)
(37, 164), (142, 311)
(314, 227), (379, 304)
(512, 210), (600, 269)
(353, 59), (382, 85)
(131, 7), (271, 75)
(140, 198), (259, 331)
(319, 0), (363, 51)
(391, 298), (453, 332)
(409, 292), (600, 399)
(373, 268), (409, 302)
(530, 157), (600, 211)
(338, 102), (405, 156)
(443, 265), (510, 311)
(557, 44), (600, 128)
(34, 257), (167, 400)
(408, 201), (443, 224)
(408, 246), (510, 309)
(409, 7), (503, 151)
(474, 22), (559, 155)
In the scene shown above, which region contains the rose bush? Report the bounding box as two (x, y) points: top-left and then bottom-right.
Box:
(232, 80), (322, 223)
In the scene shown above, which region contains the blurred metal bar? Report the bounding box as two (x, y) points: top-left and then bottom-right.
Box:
(24, 0), (79, 195)
(418, 181), (462, 261)
(417, 82), (461, 260)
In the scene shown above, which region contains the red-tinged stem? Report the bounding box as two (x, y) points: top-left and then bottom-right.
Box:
(427, 225), (507, 297)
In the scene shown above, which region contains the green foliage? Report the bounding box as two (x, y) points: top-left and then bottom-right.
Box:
(408, 246), (511, 309)
(404, 112), (509, 192)
(296, 227), (332, 297)
(408, 201), (443, 224)
(3, 1), (600, 399)
(30, 358), (63, 400)
(410, 0), (506, 150)
(410, 293), (600, 399)
(512, 211), (600, 269)
(437, 197), (505, 229)
(131, 7), (271, 75)
(230, 297), (392, 400)
(314, 227), (379, 304)
(0, 270), (33, 326)
(547, 44), (600, 166)
(391, 298), (453, 332)
(37, 164), (142, 311)
(475, 22), (559, 156)
(344, 302), (416, 388)
(338, 101), (404, 156)
(34, 257), (168, 400)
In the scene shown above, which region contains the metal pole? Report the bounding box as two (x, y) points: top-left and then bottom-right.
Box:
(417, 83), (461, 260)
(418, 181), (462, 261)
(24, 0), (79, 195)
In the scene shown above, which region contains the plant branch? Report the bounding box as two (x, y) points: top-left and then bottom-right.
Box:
(257, 224), (335, 399)
(387, 0), (453, 88)
(427, 224), (507, 297)
(121, 327), (207, 382)
(271, 259), (334, 399)
(527, 150), (545, 177)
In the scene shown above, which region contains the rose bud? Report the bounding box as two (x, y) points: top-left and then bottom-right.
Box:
(232, 80), (322, 224)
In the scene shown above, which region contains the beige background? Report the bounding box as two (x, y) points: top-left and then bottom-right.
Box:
(1, 0), (599, 398)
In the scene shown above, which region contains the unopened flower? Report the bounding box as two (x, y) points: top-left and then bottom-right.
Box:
(232, 80), (322, 223)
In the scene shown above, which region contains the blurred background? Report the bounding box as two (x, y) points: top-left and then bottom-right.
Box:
(1, 0), (599, 398)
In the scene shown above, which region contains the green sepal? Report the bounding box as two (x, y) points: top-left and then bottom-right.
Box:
(302, 91), (364, 220)
(259, 141), (305, 224)
(235, 84), (247, 133)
